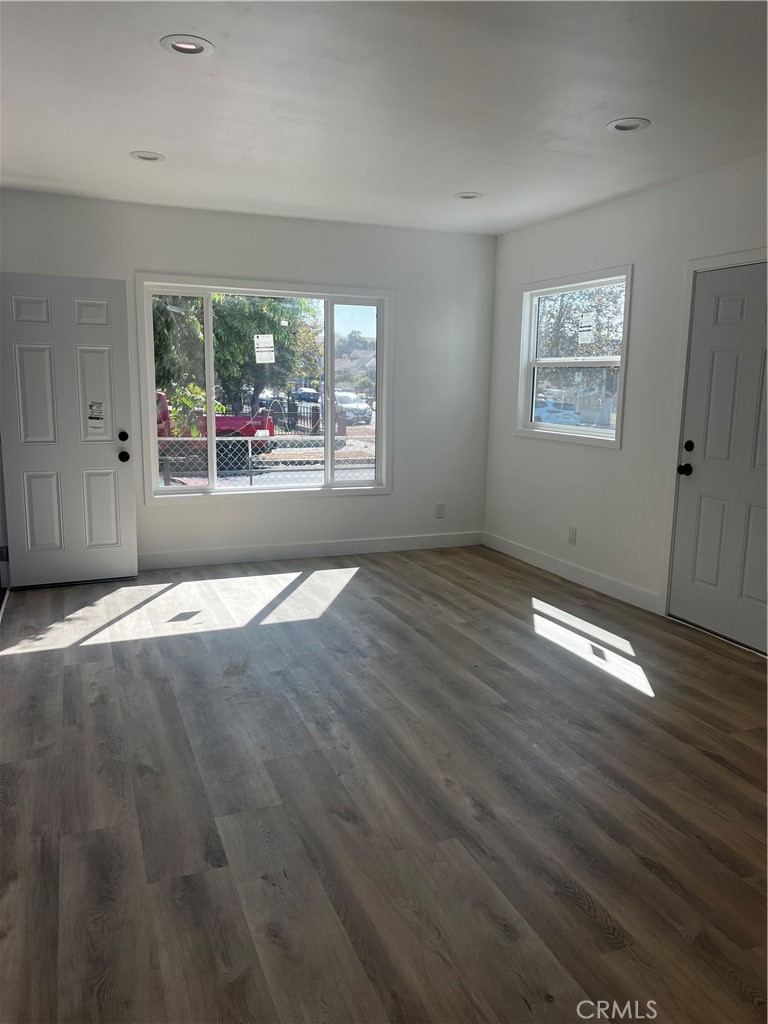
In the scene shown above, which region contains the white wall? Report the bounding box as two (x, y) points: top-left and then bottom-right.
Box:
(0, 190), (496, 568)
(3, 155), (763, 597)
(0, 439), (8, 590)
(485, 153), (767, 611)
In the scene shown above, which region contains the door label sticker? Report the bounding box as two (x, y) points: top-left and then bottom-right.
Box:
(87, 400), (105, 433)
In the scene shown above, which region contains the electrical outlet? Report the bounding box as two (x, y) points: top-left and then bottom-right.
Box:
(568, 526), (577, 545)
(435, 503), (446, 519)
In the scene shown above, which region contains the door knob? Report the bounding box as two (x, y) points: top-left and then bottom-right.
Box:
(118, 430), (129, 441)
(118, 450), (131, 463)
(677, 463), (693, 476)
(683, 439), (694, 452)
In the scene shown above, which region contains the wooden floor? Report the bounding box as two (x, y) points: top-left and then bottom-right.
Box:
(0, 546), (765, 1024)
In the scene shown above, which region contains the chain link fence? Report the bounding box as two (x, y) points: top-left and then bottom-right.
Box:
(157, 399), (376, 488)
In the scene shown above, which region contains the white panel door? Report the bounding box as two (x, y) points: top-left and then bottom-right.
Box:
(1, 272), (137, 586)
(669, 262), (766, 652)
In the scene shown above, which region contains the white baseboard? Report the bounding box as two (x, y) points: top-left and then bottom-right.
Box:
(138, 531), (484, 571)
(482, 533), (664, 614)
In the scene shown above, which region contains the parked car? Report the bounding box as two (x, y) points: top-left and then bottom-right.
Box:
(293, 388), (320, 403)
(533, 397), (580, 425)
(334, 391), (373, 424)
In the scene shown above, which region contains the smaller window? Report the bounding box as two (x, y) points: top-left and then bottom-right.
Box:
(518, 266), (632, 446)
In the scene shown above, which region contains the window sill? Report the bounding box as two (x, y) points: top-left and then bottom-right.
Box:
(147, 482), (392, 504)
(514, 425), (622, 449)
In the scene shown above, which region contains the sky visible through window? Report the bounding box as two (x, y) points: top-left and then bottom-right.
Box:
(335, 304), (377, 336)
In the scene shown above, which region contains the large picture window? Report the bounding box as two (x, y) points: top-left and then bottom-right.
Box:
(518, 266), (632, 446)
(141, 280), (386, 496)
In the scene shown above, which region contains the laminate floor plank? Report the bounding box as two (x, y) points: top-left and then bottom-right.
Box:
(0, 650), (64, 763)
(218, 804), (389, 1024)
(149, 866), (276, 1024)
(362, 590), (766, 850)
(0, 586), (66, 654)
(440, 619), (766, 850)
(266, 749), (434, 1023)
(731, 724), (767, 753)
(392, 702), (764, 1021)
(387, 552), (766, 766)
(390, 837), (589, 1022)
(175, 689), (312, 817)
(467, 702), (765, 950)
(416, 545), (762, 707)
(116, 671), (227, 883)
(200, 761), (282, 819)
(58, 824), (168, 1024)
(60, 580), (122, 666)
(453, 546), (766, 688)
(327, 693), (761, 1017)
(268, 748), (589, 1024)
(0, 755), (62, 1024)
(0, 546), (763, 1024)
(61, 663), (134, 836)
(283, 677), (455, 852)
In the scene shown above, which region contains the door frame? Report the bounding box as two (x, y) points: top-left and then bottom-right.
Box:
(662, 245), (767, 623)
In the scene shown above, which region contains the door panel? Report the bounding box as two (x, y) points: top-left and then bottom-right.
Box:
(82, 469), (121, 548)
(15, 343), (58, 443)
(740, 503), (767, 606)
(11, 293), (51, 324)
(669, 262), (767, 652)
(76, 347), (115, 442)
(691, 494), (727, 589)
(702, 349), (739, 461)
(752, 351), (766, 468)
(1, 272), (137, 587)
(22, 471), (64, 551)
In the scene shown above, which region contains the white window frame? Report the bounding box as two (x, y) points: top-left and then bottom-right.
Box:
(135, 273), (394, 504)
(516, 265), (632, 449)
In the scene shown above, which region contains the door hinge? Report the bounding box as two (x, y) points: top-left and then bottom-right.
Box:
(0, 546), (8, 562)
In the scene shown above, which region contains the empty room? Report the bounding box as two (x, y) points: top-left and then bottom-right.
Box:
(0, 2), (765, 1023)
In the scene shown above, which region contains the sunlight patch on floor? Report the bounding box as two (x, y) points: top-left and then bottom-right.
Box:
(1, 568), (359, 654)
(1, 582), (171, 654)
(79, 572), (302, 644)
(261, 568), (359, 624)
(533, 612), (654, 696)
(531, 598), (635, 655)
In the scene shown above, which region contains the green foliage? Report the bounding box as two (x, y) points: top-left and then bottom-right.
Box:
(152, 295), (204, 394)
(535, 283), (625, 360)
(153, 293), (323, 416)
(354, 372), (375, 395)
(167, 384), (225, 436)
(533, 282), (625, 399)
(335, 329), (375, 358)
(211, 294), (322, 411)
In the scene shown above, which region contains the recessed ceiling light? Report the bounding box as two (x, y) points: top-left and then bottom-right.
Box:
(453, 191), (484, 200)
(606, 117), (651, 133)
(160, 34), (215, 56)
(129, 150), (166, 162)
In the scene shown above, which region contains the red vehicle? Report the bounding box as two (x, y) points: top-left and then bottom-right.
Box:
(156, 391), (276, 478)
(156, 390), (275, 443)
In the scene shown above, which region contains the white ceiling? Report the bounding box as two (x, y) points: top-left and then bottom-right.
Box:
(1, 1), (765, 234)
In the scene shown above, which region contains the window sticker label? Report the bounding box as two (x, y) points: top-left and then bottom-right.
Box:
(254, 333), (275, 364)
(578, 313), (595, 345)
